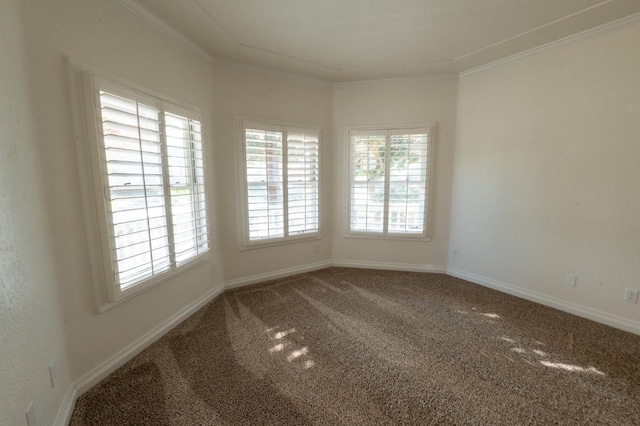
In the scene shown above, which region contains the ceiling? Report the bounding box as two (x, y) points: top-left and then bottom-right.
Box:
(127, 0), (640, 82)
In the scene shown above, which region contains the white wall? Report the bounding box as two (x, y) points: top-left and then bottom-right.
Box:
(211, 62), (334, 281)
(6, 0), (640, 422)
(450, 21), (640, 328)
(0, 0), (71, 424)
(19, 0), (223, 388)
(332, 76), (458, 268)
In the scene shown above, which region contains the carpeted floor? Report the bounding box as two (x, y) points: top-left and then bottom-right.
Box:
(70, 268), (640, 425)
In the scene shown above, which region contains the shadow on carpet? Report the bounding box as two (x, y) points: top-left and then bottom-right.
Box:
(70, 268), (640, 425)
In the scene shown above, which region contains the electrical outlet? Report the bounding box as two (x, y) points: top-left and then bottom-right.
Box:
(26, 402), (37, 426)
(453, 249), (460, 259)
(211, 264), (217, 275)
(624, 289), (639, 304)
(565, 275), (577, 287)
(314, 244), (320, 254)
(48, 360), (57, 388)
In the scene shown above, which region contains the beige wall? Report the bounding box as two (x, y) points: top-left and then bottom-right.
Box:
(211, 62), (334, 281)
(4, 0), (640, 423)
(450, 21), (640, 326)
(0, 0), (71, 424)
(19, 0), (223, 390)
(331, 76), (458, 268)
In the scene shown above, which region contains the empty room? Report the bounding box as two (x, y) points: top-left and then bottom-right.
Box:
(2, 0), (640, 424)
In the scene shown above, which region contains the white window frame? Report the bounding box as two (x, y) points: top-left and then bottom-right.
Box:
(71, 63), (211, 310)
(346, 123), (435, 241)
(235, 117), (321, 249)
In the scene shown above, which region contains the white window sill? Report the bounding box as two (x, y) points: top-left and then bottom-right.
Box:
(344, 233), (431, 242)
(240, 234), (321, 251)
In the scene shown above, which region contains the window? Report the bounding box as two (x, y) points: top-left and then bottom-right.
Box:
(348, 125), (433, 238)
(84, 74), (209, 301)
(239, 120), (320, 246)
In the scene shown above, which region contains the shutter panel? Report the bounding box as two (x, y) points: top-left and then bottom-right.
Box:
(245, 127), (284, 240)
(98, 91), (170, 289)
(287, 130), (319, 235)
(165, 112), (209, 266)
(350, 132), (386, 232)
(388, 132), (429, 234)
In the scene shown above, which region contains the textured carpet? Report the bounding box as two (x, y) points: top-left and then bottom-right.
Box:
(70, 268), (640, 425)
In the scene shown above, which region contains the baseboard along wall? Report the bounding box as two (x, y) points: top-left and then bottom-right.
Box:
(55, 260), (640, 424)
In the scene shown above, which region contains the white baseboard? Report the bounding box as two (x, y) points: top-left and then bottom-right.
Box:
(72, 283), (225, 397)
(56, 262), (640, 424)
(447, 267), (640, 336)
(333, 259), (447, 274)
(224, 260), (333, 289)
(53, 385), (77, 426)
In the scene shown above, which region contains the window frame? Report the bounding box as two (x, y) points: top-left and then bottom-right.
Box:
(346, 123), (435, 241)
(235, 116), (321, 249)
(80, 70), (211, 306)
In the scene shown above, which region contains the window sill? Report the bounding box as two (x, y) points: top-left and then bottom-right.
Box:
(240, 233), (321, 251)
(344, 233), (431, 242)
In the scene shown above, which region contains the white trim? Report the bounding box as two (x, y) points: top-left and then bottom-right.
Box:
(332, 73), (457, 88)
(69, 59), (212, 310)
(212, 56), (333, 88)
(53, 386), (77, 426)
(460, 12), (640, 78)
(333, 259), (447, 274)
(224, 260), (333, 289)
(236, 116), (322, 249)
(54, 261), (640, 422)
(67, 58), (111, 312)
(114, 0), (213, 63)
(346, 124), (435, 240)
(73, 283), (224, 396)
(447, 267), (640, 336)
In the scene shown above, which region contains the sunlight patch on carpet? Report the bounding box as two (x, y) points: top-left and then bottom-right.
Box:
(274, 328), (297, 339)
(540, 361), (605, 375)
(287, 347), (309, 362)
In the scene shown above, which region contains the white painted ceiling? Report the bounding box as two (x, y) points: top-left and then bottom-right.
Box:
(128, 0), (640, 82)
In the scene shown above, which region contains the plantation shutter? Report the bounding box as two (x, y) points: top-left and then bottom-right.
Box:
(244, 125), (285, 240)
(287, 129), (319, 235)
(98, 89), (170, 289)
(348, 126), (432, 237)
(90, 75), (210, 299)
(388, 131), (429, 234)
(349, 131), (387, 233)
(164, 111), (209, 265)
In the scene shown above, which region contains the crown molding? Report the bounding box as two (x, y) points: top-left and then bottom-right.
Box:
(332, 73), (458, 88)
(114, 0), (214, 63)
(460, 12), (640, 78)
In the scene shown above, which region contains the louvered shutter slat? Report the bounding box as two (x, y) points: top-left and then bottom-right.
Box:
(388, 134), (428, 234)
(165, 112), (208, 265)
(244, 128), (285, 240)
(349, 134), (386, 232)
(98, 90), (172, 289)
(286, 131), (319, 235)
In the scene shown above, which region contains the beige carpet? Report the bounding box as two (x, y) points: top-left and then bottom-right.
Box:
(70, 268), (640, 425)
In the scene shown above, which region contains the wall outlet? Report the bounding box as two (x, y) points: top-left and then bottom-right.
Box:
(565, 275), (577, 287)
(453, 249), (460, 259)
(210, 264), (217, 275)
(48, 360), (57, 388)
(624, 289), (639, 303)
(26, 402), (37, 426)
(314, 244), (320, 254)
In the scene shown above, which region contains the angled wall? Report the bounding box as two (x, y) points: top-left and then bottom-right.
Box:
(210, 62), (334, 283)
(0, 0), (71, 424)
(19, 0), (223, 393)
(449, 20), (640, 331)
(331, 76), (458, 270)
